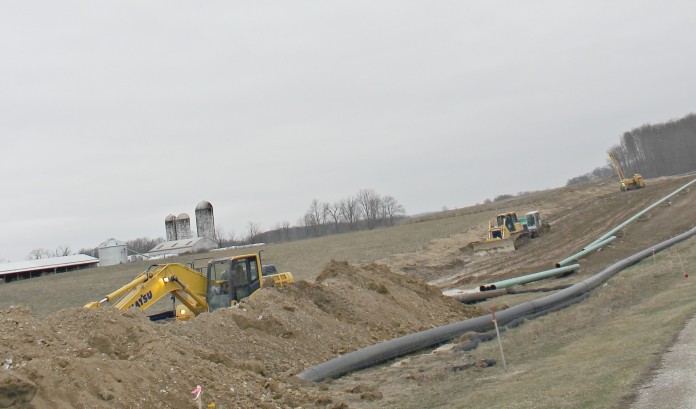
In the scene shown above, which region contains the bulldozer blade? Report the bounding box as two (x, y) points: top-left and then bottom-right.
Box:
(472, 239), (516, 256)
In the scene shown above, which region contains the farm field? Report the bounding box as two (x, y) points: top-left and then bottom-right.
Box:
(1, 175), (695, 408)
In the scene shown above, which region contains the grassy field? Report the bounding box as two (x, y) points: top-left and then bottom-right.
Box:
(367, 241), (696, 408)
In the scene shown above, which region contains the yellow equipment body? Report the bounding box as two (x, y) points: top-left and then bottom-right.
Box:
(473, 212), (529, 255)
(472, 211), (548, 255)
(85, 253), (293, 320)
(609, 151), (645, 191)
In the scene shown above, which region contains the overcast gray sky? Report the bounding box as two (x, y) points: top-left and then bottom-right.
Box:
(1, 1), (694, 262)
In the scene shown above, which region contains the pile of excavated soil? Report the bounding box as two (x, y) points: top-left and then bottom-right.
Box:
(0, 261), (481, 409)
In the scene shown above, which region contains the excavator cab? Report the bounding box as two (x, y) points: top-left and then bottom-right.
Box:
(206, 255), (261, 312)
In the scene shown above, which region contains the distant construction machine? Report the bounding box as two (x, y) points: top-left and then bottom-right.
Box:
(472, 211), (549, 255)
(608, 151), (645, 192)
(84, 253), (293, 320)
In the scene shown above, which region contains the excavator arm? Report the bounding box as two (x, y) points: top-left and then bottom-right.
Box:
(84, 264), (209, 318)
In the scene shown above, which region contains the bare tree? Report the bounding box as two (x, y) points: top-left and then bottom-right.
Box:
(380, 195), (405, 226)
(340, 196), (362, 230)
(326, 202), (344, 233)
(127, 237), (164, 254)
(307, 199), (331, 236)
(27, 248), (50, 260)
(245, 222), (262, 244)
(53, 245), (72, 257)
(280, 220), (291, 241)
(213, 224), (226, 247)
(226, 231), (239, 246)
(356, 189), (382, 229)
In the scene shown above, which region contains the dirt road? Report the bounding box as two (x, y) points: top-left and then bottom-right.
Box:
(631, 313), (696, 409)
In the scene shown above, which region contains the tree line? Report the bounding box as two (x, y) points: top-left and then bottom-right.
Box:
(256, 188), (406, 243)
(567, 113), (696, 185)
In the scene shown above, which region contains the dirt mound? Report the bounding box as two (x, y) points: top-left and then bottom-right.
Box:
(0, 262), (481, 408)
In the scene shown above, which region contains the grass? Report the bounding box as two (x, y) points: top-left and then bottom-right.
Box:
(394, 241), (696, 409)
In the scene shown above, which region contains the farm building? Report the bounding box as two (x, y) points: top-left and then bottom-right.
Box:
(98, 238), (128, 266)
(0, 254), (99, 283)
(148, 237), (217, 258)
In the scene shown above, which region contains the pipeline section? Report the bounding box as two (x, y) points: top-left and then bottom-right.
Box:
(587, 177), (696, 248)
(479, 264), (579, 291)
(296, 224), (696, 383)
(556, 236), (616, 268)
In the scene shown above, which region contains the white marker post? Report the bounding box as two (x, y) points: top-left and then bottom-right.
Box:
(652, 248), (658, 273)
(491, 308), (507, 371)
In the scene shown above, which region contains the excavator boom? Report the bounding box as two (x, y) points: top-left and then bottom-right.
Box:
(85, 264), (209, 318)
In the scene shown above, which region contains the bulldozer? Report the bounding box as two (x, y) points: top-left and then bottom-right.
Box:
(609, 151), (645, 192)
(472, 211), (549, 255)
(524, 210), (550, 238)
(84, 253), (293, 320)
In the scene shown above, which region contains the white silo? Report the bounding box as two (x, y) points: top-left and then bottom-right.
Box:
(195, 200), (215, 241)
(176, 213), (192, 240)
(165, 214), (178, 241)
(98, 238), (128, 266)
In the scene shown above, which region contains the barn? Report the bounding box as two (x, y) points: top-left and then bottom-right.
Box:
(148, 237), (218, 258)
(0, 254), (99, 283)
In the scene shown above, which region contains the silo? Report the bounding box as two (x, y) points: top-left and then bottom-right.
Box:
(176, 213), (192, 240)
(98, 238), (128, 266)
(165, 214), (178, 241)
(195, 200), (215, 241)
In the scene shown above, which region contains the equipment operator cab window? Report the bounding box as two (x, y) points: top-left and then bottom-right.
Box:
(207, 256), (262, 312)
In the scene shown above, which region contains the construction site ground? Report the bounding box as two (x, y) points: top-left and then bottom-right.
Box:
(1, 175), (695, 408)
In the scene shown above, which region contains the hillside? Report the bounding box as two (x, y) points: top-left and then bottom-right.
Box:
(0, 175), (695, 408)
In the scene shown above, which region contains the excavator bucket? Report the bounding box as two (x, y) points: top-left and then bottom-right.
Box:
(472, 238), (516, 255)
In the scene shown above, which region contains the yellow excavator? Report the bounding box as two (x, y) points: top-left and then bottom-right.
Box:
(84, 253), (293, 320)
(608, 151), (645, 192)
(472, 211), (549, 255)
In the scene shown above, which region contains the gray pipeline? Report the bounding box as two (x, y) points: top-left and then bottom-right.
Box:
(296, 224), (696, 383)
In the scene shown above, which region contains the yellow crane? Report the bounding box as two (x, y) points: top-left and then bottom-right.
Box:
(608, 151), (645, 192)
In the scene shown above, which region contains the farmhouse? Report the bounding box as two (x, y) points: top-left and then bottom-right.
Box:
(0, 254), (99, 283)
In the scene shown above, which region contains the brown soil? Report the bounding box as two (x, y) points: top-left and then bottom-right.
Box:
(1, 175), (695, 408)
(0, 262), (479, 408)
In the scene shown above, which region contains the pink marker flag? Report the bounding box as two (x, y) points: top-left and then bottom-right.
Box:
(191, 385), (202, 401)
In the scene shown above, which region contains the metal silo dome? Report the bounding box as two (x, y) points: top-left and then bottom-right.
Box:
(176, 213), (192, 239)
(196, 200), (213, 211)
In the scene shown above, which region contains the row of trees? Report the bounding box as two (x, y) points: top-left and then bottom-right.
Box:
(568, 113), (696, 185)
(26, 245), (73, 260)
(304, 189), (404, 231)
(256, 189), (406, 243)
